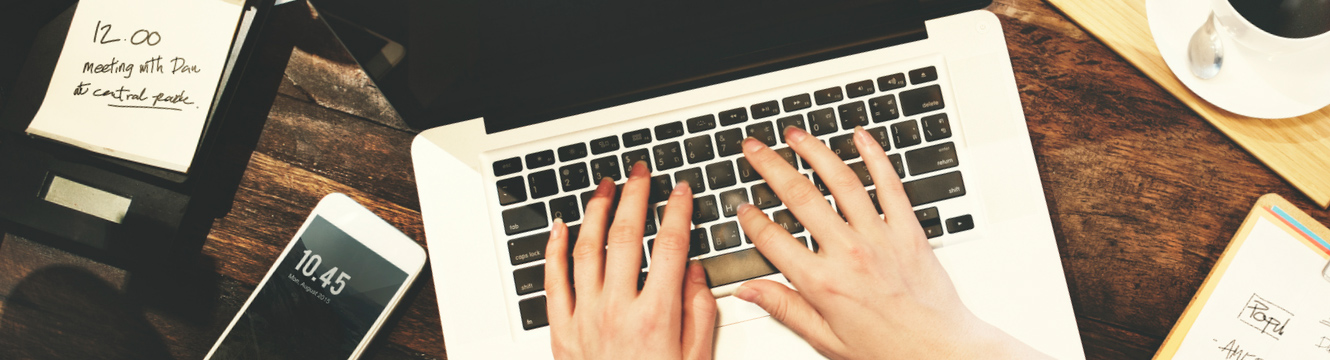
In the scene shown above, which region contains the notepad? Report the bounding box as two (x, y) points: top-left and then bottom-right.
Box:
(24, 0), (246, 173)
(1156, 194), (1330, 359)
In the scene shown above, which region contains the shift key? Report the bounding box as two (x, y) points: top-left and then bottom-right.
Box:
(902, 171), (966, 206)
(904, 142), (958, 176)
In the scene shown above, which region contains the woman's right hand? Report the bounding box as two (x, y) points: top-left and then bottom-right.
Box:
(731, 126), (1051, 359)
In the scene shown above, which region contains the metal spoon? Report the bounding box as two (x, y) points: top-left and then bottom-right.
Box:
(1188, 12), (1223, 79)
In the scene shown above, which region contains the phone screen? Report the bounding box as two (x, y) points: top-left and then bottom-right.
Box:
(211, 215), (409, 359)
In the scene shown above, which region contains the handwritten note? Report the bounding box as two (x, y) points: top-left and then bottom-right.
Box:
(1164, 212), (1330, 359)
(25, 0), (245, 173)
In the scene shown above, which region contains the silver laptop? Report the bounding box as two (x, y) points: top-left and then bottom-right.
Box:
(410, 8), (1084, 360)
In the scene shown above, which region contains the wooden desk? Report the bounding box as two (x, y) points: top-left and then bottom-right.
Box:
(3, 0), (1328, 358)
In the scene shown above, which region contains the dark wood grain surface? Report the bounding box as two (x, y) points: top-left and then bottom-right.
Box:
(3, 0), (1328, 359)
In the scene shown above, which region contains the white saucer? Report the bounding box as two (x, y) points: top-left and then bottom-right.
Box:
(1147, 0), (1330, 119)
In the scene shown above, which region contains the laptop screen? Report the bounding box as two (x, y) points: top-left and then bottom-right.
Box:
(371, 0), (989, 132)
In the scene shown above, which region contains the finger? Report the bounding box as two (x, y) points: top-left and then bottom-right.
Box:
(736, 204), (814, 283)
(733, 279), (843, 355)
(544, 220), (574, 327)
(603, 161), (652, 297)
(783, 126), (881, 231)
(681, 261), (717, 360)
(642, 180), (694, 299)
(852, 126), (916, 225)
(572, 177), (615, 298)
(740, 137), (847, 240)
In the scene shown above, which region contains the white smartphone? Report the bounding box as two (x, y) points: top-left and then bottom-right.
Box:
(205, 193), (427, 360)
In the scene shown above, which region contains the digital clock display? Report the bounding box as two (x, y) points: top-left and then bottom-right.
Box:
(211, 216), (409, 359)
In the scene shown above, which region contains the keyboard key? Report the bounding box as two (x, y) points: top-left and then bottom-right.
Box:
(711, 222), (744, 251)
(693, 195), (720, 224)
(867, 189), (882, 214)
(638, 271), (648, 289)
(736, 158), (761, 183)
(773, 209), (803, 234)
(868, 94), (899, 123)
(807, 108), (837, 136)
(718, 188), (749, 217)
(719, 108), (748, 126)
(923, 223), (944, 238)
(502, 203), (547, 235)
(750, 100), (781, 119)
(751, 183), (781, 209)
(684, 135), (715, 164)
(714, 128), (744, 157)
(687, 115), (717, 133)
(921, 113), (952, 141)
(811, 173), (830, 195)
(846, 80), (875, 98)
(526, 150), (556, 169)
(624, 128), (653, 147)
(902, 171), (965, 206)
(891, 119), (922, 148)
(652, 142), (684, 170)
(691, 229), (711, 257)
(700, 248), (778, 288)
(529, 169), (558, 199)
(494, 157), (522, 176)
(837, 101), (870, 129)
(514, 264), (544, 295)
(655, 122), (685, 140)
(496, 176), (527, 206)
(946, 215), (974, 233)
(829, 133), (860, 160)
(590, 156), (621, 181)
(746, 121), (778, 146)
(649, 174), (674, 203)
(794, 236), (809, 248)
(877, 73), (906, 91)
(889, 154), (905, 179)
(591, 136), (620, 154)
(900, 85), (944, 116)
(676, 168), (706, 193)
(705, 161), (737, 190)
(508, 231), (550, 265)
(915, 207), (940, 226)
(848, 161), (872, 186)
(908, 66), (938, 84)
(559, 163), (591, 192)
(905, 142), (958, 176)
(558, 143), (588, 162)
(813, 87), (844, 105)
(518, 296), (548, 330)
(782, 93), (812, 112)
(623, 149), (651, 171)
(549, 195), (581, 223)
(644, 206), (658, 236)
(776, 115), (806, 143)
(774, 147), (798, 168)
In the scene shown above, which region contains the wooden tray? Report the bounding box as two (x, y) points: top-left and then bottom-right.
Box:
(1044, 0), (1330, 208)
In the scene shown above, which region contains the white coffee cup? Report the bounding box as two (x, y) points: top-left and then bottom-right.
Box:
(1211, 0), (1330, 104)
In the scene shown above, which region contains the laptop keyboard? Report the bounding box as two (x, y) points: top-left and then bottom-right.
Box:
(489, 64), (975, 331)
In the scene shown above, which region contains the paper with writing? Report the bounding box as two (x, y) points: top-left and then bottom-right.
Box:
(25, 0), (245, 173)
(1169, 212), (1330, 359)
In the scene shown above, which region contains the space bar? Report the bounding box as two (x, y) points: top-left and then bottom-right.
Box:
(700, 248), (780, 288)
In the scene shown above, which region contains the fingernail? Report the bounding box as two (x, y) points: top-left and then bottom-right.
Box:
(742, 137), (764, 153)
(734, 285), (760, 303)
(673, 181), (691, 196)
(737, 203), (754, 215)
(784, 126), (808, 143)
(689, 260), (708, 284)
(854, 126), (871, 143)
(632, 161), (650, 178)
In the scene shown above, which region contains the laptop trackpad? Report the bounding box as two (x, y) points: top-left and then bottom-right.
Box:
(715, 295), (772, 327)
